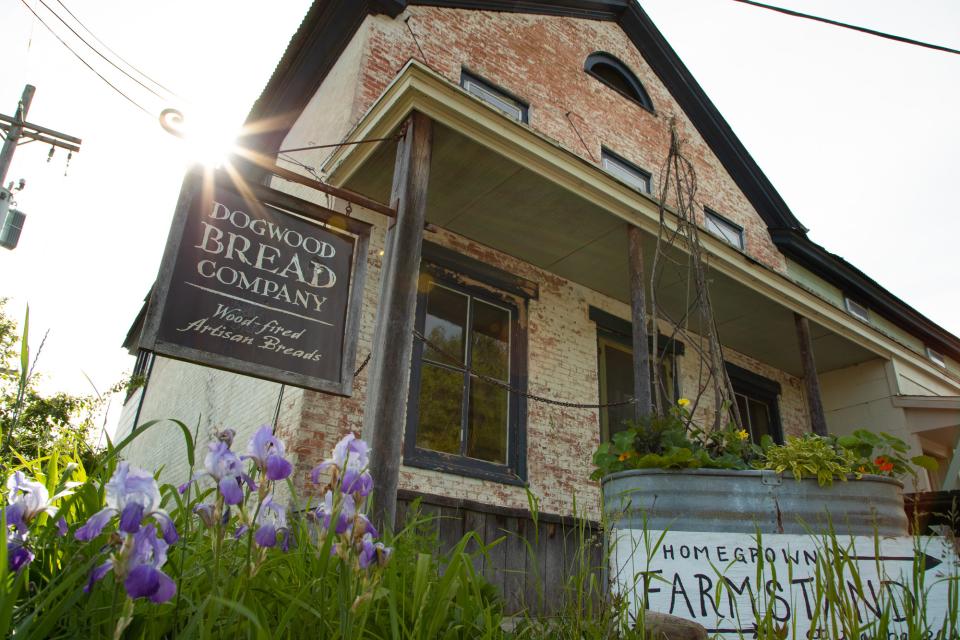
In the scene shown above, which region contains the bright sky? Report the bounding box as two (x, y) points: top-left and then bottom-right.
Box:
(0, 1), (957, 432)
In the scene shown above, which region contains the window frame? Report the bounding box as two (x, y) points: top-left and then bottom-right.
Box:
(589, 306), (684, 441)
(584, 51), (654, 112)
(725, 362), (784, 444)
(704, 208), (745, 250)
(926, 347), (946, 368)
(844, 296), (871, 323)
(460, 69), (529, 124)
(125, 349), (154, 403)
(404, 260), (529, 486)
(601, 148), (652, 194)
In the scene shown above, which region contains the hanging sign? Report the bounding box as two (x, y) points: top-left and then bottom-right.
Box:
(140, 166), (370, 395)
(611, 529), (958, 639)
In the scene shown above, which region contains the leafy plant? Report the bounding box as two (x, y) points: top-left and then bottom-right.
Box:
(837, 428), (939, 479)
(591, 397), (939, 487)
(759, 434), (860, 486)
(590, 399), (754, 480)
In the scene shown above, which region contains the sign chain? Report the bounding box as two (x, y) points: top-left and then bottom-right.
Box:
(408, 329), (638, 409)
(353, 352), (371, 377)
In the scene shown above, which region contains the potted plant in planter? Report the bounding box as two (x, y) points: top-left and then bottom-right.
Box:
(594, 400), (939, 536)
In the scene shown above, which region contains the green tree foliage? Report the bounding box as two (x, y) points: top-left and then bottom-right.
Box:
(0, 299), (122, 469)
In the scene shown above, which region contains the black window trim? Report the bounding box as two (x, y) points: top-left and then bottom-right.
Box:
(588, 306), (685, 357)
(704, 207), (745, 250)
(459, 67), (530, 124)
(404, 258), (529, 486)
(584, 51), (654, 113)
(725, 362), (784, 444)
(589, 306), (684, 433)
(600, 147), (652, 194)
(125, 349), (154, 403)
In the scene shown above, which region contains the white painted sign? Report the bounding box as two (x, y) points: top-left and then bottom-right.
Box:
(611, 529), (959, 639)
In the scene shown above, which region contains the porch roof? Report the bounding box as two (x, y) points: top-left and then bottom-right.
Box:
(313, 62), (905, 378)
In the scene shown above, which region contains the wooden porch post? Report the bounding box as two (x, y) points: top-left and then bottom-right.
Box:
(628, 225), (653, 419)
(363, 112), (433, 530)
(794, 313), (828, 436)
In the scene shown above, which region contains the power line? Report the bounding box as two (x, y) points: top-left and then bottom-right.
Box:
(17, 0), (154, 117)
(731, 0), (960, 56)
(33, 0), (170, 101)
(52, 0), (180, 99)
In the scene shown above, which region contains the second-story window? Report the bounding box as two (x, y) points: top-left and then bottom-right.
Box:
(460, 70), (528, 123)
(926, 347), (946, 368)
(704, 209), (745, 250)
(585, 52), (654, 112)
(844, 297), (871, 323)
(601, 149), (651, 193)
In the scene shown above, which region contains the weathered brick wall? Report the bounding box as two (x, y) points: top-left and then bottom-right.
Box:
(352, 8), (786, 272)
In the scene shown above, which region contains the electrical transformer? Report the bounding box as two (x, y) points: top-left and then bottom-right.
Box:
(0, 188), (26, 250)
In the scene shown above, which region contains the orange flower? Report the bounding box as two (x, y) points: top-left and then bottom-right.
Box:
(874, 456), (894, 473)
(618, 451), (635, 462)
(857, 466), (867, 474)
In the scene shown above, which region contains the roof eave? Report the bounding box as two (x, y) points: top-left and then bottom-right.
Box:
(771, 228), (960, 362)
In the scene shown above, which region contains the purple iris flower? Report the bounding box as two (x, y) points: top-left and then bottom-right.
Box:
(317, 491), (356, 535)
(85, 525), (176, 603)
(84, 560), (113, 593)
(75, 463), (177, 544)
(358, 534), (392, 569)
(245, 426), (293, 482)
(206, 441), (253, 505)
(180, 440), (253, 506)
(124, 525), (177, 603)
(310, 433), (373, 497)
(7, 540), (34, 573)
(5, 471), (59, 533)
(253, 494), (289, 550)
(193, 503), (217, 528)
(353, 512), (378, 539)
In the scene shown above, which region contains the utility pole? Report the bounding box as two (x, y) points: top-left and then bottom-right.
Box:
(0, 85), (82, 249)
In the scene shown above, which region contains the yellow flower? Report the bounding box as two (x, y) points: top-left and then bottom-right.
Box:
(618, 451), (634, 462)
(736, 429), (750, 441)
(677, 398), (690, 408)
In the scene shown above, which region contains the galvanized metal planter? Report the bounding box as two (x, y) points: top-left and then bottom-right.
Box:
(602, 468), (908, 537)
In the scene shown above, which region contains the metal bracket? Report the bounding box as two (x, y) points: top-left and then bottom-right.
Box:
(761, 470), (782, 486)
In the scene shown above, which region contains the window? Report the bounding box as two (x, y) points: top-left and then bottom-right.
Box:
(584, 52), (654, 111)
(125, 349), (154, 403)
(460, 70), (528, 123)
(704, 209), (745, 250)
(726, 363), (783, 444)
(590, 307), (682, 441)
(844, 297), (871, 323)
(926, 347), (946, 368)
(601, 149), (651, 193)
(405, 262), (528, 484)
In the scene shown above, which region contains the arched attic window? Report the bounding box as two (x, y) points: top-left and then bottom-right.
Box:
(584, 52), (653, 112)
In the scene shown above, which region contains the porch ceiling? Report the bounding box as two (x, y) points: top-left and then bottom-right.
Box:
(344, 122), (876, 378)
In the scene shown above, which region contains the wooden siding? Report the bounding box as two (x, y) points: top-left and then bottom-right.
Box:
(396, 490), (603, 615)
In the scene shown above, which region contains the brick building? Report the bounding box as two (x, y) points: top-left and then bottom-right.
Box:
(118, 0), (960, 606)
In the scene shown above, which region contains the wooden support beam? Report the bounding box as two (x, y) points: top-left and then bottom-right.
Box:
(795, 313), (829, 436)
(628, 224), (653, 420)
(363, 112), (433, 530)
